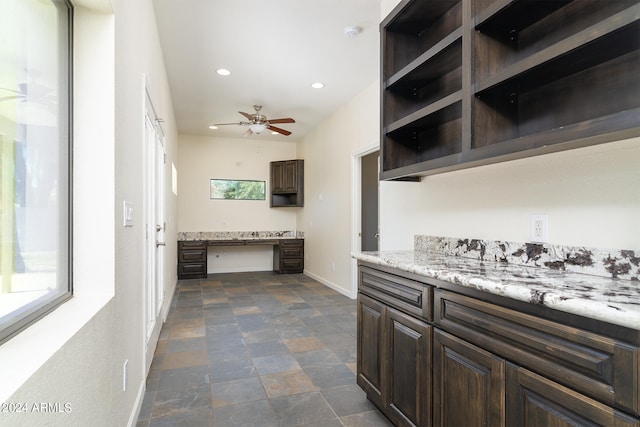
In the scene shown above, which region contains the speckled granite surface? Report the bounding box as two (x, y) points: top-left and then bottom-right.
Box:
(353, 237), (640, 330)
(415, 235), (639, 281)
(178, 230), (304, 241)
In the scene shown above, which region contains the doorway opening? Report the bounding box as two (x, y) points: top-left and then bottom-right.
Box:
(351, 146), (379, 297)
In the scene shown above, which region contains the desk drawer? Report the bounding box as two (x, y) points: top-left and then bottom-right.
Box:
(435, 289), (640, 415)
(178, 263), (206, 278)
(179, 240), (206, 249)
(280, 247), (303, 258)
(280, 239), (303, 247)
(178, 249), (206, 263)
(280, 258), (303, 272)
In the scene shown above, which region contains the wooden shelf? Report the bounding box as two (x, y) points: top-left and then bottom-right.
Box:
(475, 0), (574, 35)
(475, 7), (640, 95)
(380, 0), (640, 179)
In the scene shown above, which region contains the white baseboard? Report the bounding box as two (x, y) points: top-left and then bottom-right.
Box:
(303, 270), (356, 300)
(127, 379), (146, 427)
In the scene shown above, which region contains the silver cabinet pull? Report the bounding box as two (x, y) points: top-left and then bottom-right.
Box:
(156, 241), (166, 247)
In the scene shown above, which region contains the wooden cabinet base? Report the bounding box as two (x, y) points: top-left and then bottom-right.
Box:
(357, 261), (640, 426)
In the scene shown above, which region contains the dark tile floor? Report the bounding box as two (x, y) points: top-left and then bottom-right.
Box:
(136, 271), (393, 427)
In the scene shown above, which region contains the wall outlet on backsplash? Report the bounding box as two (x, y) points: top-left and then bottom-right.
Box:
(531, 214), (548, 243)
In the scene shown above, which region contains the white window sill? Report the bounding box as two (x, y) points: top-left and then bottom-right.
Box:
(0, 293), (113, 403)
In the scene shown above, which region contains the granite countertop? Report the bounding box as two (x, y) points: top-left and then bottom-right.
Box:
(178, 230), (304, 241)
(353, 250), (640, 330)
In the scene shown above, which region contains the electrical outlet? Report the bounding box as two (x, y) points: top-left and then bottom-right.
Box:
(531, 215), (548, 243)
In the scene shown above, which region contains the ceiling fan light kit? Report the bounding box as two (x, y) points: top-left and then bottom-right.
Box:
(210, 105), (295, 137)
(249, 123), (267, 133)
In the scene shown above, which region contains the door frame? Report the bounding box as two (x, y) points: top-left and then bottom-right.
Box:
(351, 144), (379, 298)
(142, 78), (167, 373)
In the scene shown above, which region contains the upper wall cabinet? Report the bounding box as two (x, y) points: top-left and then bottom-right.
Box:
(380, 0), (640, 180)
(270, 159), (304, 207)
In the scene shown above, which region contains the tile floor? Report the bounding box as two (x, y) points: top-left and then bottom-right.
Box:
(136, 271), (393, 427)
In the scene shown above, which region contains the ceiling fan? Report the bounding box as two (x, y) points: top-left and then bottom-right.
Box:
(211, 105), (295, 136)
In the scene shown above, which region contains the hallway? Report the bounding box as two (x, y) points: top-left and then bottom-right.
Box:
(135, 272), (392, 426)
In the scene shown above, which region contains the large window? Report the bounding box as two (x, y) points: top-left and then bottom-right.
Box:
(0, 0), (72, 344)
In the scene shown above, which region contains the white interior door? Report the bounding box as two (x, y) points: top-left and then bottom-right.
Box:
(144, 112), (157, 341)
(154, 130), (166, 316)
(143, 87), (166, 371)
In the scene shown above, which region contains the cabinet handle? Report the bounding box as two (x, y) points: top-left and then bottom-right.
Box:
(156, 241), (166, 247)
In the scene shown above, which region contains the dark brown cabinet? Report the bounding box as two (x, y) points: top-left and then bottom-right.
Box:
(506, 364), (640, 427)
(273, 238), (304, 274)
(177, 241), (207, 279)
(357, 293), (386, 408)
(357, 261), (640, 426)
(387, 308), (432, 426)
(433, 329), (505, 427)
(357, 266), (433, 426)
(178, 238), (305, 278)
(270, 159), (304, 207)
(380, 0), (640, 180)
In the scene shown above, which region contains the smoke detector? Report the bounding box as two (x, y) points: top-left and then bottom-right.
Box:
(344, 26), (361, 38)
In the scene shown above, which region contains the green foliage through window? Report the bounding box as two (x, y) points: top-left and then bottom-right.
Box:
(210, 179), (266, 200)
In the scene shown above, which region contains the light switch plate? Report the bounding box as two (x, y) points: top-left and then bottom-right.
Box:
(123, 201), (134, 227)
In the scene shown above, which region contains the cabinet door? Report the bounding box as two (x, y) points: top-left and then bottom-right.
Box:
(357, 293), (386, 408)
(387, 307), (432, 427)
(506, 365), (640, 427)
(433, 329), (505, 427)
(271, 161), (285, 192)
(282, 160), (298, 192)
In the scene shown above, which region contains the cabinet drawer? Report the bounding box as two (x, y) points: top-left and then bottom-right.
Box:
(178, 249), (206, 263)
(178, 263), (206, 278)
(435, 289), (640, 415)
(359, 266), (431, 321)
(178, 240), (205, 249)
(279, 238), (303, 247)
(280, 247), (303, 259)
(281, 258), (303, 271)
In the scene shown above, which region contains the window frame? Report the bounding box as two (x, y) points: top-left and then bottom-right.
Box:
(0, 0), (74, 345)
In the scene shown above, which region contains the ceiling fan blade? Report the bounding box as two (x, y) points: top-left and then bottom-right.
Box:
(210, 122), (243, 126)
(238, 111), (254, 121)
(268, 125), (291, 136)
(267, 118), (295, 124)
(243, 128), (253, 137)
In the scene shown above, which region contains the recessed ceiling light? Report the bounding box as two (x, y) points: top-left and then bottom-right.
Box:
(208, 125), (218, 130)
(311, 82), (324, 89)
(271, 131), (279, 135)
(216, 68), (231, 76)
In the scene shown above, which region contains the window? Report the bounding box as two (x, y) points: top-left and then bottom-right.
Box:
(0, 0), (72, 344)
(210, 179), (266, 200)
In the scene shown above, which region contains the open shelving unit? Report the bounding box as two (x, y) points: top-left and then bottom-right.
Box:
(381, 0), (463, 179)
(380, 0), (640, 180)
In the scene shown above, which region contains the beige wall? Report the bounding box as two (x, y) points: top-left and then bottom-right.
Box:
(178, 134), (298, 272)
(378, 138), (640, 250)
(297, 81), (381, 296)
(0, 0), (180, 425)
(178, 134), (298, 232)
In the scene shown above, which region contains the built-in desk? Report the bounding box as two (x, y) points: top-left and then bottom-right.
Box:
(177, 238), (304, 279)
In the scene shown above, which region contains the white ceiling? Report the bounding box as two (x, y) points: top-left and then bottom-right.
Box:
(152, 0), (382, 142)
